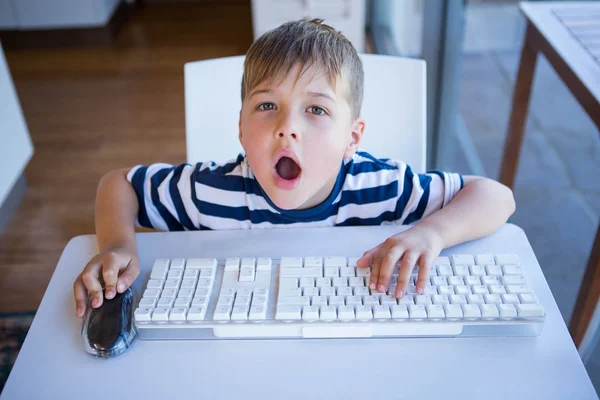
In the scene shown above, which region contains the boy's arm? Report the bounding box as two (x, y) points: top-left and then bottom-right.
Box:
(73, 168), (141, 317)
(357, 176), (516, 298)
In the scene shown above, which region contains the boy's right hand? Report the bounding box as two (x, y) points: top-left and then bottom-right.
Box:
(73, 248), (140, 318)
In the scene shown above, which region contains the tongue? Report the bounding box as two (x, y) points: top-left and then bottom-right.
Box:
(276, 157), (301, 180)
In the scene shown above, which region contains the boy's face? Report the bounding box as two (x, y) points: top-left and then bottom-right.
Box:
(239, 64), (365, 210)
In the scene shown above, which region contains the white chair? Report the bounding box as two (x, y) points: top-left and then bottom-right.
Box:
(184, 54), (426, 173)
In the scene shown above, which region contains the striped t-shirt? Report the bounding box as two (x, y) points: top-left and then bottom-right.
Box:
(126, 150), (463, 231)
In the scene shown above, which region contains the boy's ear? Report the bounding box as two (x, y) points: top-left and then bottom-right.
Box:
(343, 117), (365, 158)
(238, 110), (243, 145)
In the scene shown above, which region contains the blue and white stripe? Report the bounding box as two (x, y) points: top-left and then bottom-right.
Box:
(126, 150), (463, 231)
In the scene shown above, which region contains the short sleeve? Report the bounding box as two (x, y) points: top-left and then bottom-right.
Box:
(395, 165), (463, 225)
(126, 163), (199, 231)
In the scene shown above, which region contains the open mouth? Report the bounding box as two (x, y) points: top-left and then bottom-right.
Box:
(275, 156), (302, 181)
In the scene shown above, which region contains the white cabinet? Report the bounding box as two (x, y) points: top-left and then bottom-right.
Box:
(251, 0), (366, 53)
(0, 41), (33, 210)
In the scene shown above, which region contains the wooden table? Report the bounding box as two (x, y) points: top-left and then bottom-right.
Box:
(499, 1), (600, 354)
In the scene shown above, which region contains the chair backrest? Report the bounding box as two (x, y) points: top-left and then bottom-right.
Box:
(185, 54), (426, 172)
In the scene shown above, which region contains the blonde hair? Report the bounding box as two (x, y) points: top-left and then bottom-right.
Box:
(241, 18), (363, 120)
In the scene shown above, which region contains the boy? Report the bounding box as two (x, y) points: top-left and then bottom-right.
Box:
(73, 19), (515, 317)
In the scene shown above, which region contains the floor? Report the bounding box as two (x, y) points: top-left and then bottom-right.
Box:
(0, 1), (253, 312)
(458, 0), (600, 392)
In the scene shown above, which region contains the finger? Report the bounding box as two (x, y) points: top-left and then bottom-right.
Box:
(116, 258), (140, 293)
(415, 253), (434, 294)
(368, 254), (382, 291)
(395, 251), (419, 298)
(357, 243), (382, 268)
(81, 262), (104, 309)
(375, 245), (405, 293)
(102, 252), (121, 300)
(73, 276), (88, 318)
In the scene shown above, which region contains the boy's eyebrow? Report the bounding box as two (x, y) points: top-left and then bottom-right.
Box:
(248, 88), (272, 99)
(306, 91), (336, 102)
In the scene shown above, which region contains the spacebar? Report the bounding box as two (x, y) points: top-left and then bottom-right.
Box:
(303, 325), (373, 338)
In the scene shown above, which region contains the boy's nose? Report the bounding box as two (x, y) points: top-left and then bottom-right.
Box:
(278, 132), (297, 139)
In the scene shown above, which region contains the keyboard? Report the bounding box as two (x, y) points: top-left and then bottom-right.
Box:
(133, 254), (546, 339)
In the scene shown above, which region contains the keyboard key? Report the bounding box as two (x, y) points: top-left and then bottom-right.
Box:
(217, 295), (234, 306)
(146, 280), (164, 289)
(280, 278), (298, 290)
(373, 305), (391, 319)
(444, 304), (463, 319)
(409, 305), (427, 319)
(433, 295), (450, 305)
(506, 285), (533, 295)
(304, 257), (323, 267)
(169, 307), (188, 321)
(302, 306), (319, 320)
(134, 307), (153, 322)
(256, 257), (272, 271)
(517, 304), (544, 318)
(249, 306), (267, 320)
(151, 307), (170, 321)
(319, 305), (337, 320)
(519, 294), (539, 304)
(183, 269), (199, 279)
(237, 288), (253, 297)
(303, 287), (319, 296)
(437, 265), (453, 276)
(197, 278), (213, 288)
(195, 288), (210, 297)
(234, 296), (252, 307)
(254, 288), (269, 297)
(502, 275), (528, 285)
(170, 258), (186, 269)
(363, 296), (380, 306)
(192, 297), (208, 307)
(481, 276), (499, 285)
(338, 305), (355, 320)
(415, 295), (432, 305)
(437, 286), (455, 295)
(214, 306), (232, 320)
(455, 285), (471, 295)
(484, 294), (502, 304)
(502, 265), (524, 275)
(451, 255), (475, 266)
(278, 296), (310, 306)
(332, 277), (347, 287)
(175, 297), (192, 307)
(252, 295), (268, 305)
(485, 265), (503, 277)
(281, 267), (323, 278)
(180, 279), (197, 289)
(178, 288), (194, 298)
(231, 306), (249, 320)
(498, 304), (517, 318)
(200, 268), (215, 279)
(311, 296), (328, 306)
(465, 276), (481, 286)
(453, 265), (470, 276)
(501, 294), (520, 304)
(324, 267), (339, 277)
(300, 277), (316, 288)
(340, 267), (355, 277)
(467, 294), (484, 305)
(480, 304), (499, 319)
(469, 265), (486, 276)
(325, 257), (347, 267)
(471, 285), (489, 295)
(346, 296), (363, 306)
(225, 258), (240, 271)
(150, 259), (170, 280)
(161, 288), (177, 298)
(157, 297), (174, 307)
(187, 306), (206, 321)
(356, 267), (371, 277)
(448, 276), (464, 286)
(450, 295), (467, 305)
(381, 295), (398, 305)
(349, 277), (365, 287)
(329, 296), (345, 306)
(398, 295), (415, 305)
(167, 269), (183, 280)
(391, 305), (409, 319)
(139, 297), (157, 308)
(354, 287), (369, 296)
(187, 258), (218, 269)
(355, 305), (373, 320)
(426, 304), (445, 319)
(316, 278), (332, 287)
(489, 285), (507, 294)
(475, 254), (495, 265)
(239, 266), (256, 282)
(461, 304), (481, 319)
(432, 276), (448, 286)
(320, 287), (335, 296)
(164, 279), (181, 289)
(495, 254), (520, 265)
(423, 286), (437, 296)
(337, 287), (353, 296)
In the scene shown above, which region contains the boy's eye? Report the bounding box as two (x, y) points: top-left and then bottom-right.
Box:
(257, 102), (276, 111)
(307, 106), (326, 116)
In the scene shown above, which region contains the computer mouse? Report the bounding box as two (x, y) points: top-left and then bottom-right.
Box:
(81, 286), (137, 358)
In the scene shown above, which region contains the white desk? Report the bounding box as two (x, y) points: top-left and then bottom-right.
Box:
(2, 224), (598, 399)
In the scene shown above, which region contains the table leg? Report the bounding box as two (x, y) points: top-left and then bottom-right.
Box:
(569, 224), (600, 348)
(499, 22), (539, 189)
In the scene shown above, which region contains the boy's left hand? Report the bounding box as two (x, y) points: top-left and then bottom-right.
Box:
(356, 224), (445, 299)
